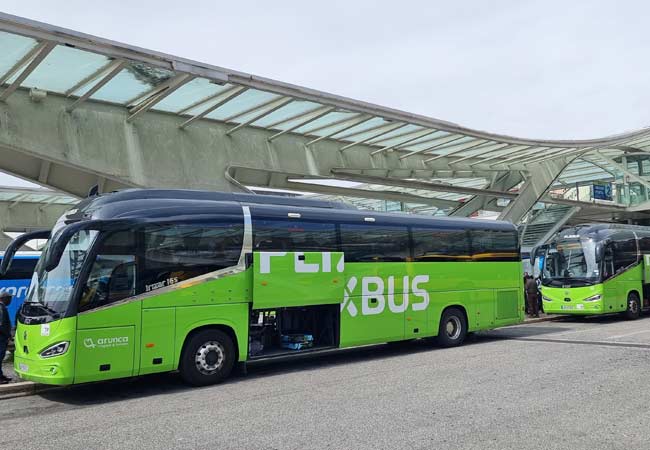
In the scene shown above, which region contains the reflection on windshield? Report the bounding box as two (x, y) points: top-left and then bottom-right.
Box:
(24, 230), (97, 317)
(542, 239), (600, 286)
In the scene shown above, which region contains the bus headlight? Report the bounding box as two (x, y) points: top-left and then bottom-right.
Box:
(40, 342), (69, 358)
(542, 295), (553, 302)
(583, 294), (602, 302)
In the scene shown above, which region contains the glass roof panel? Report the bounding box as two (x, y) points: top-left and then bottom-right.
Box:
(205, 89), (279, 121)
(0, 31), (38, 82)
(253, 100), (322, 129)
(295, 111), (361, 135)
(334, 117), (391, 141)
(90, 63), (174, 104)
(152, 77), (231, 113)
(367, 125), (424, 147)
(19, 45), (110, 93)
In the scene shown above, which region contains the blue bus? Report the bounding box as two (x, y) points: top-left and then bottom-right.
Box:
(0, 252), (39, 327)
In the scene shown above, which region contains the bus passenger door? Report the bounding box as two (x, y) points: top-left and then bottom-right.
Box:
(74, 231), (140, 383)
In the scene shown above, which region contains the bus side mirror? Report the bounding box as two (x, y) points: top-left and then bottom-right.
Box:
(530, 246), (538, 265)
(0, 229), (50, 276)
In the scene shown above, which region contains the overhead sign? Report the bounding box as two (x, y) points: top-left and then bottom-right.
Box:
(593, 183), (612, 201)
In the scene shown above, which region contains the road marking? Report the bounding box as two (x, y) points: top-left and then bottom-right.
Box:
(511, 336), (650, 349)
(607, 329), (650, 340)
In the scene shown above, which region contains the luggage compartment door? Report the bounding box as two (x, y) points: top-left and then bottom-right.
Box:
(253, 251), (345, 309)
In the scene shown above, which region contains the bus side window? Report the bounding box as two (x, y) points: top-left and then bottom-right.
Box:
(140, 223), (244, 292)
(611, 232), (637, 274)
(339, 224), (409, 262)
(602, 245), (614, 280)
(79, 231), (137, 312)
(469, 229), (519, 261)
(411, 227), (470, 261)
(253, 219), (337, 252)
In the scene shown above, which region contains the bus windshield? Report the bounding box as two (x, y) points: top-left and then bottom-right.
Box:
(542, 238), (601, 287)
(22, 230), (97, 319)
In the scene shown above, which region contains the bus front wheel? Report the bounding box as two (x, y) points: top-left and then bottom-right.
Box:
(436, 307), (467, 347)
(180, 329), (236, 386)
(625, 292), (641, 320)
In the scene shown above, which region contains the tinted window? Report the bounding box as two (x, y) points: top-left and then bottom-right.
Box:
(638, 232), (650, 253)
(79, 231), (137, 312)
(470, 229), (519, 261)
(340, 224), (409, 262)
(140, 223), (243, 293)
(78, 223), (244, 311)
(253, 219), (337, 252)
(3, 258), (38, 279)
(411, 227), (470, 261)
(611, 232), (637, 273)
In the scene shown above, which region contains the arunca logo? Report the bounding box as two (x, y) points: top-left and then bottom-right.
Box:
(83, 336), (129, 349)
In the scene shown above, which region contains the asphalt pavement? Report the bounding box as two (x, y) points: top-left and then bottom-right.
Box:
(3, 315), (650, 450)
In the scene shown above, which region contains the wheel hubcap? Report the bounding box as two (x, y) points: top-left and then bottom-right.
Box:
(629, 299), (639, 314)
(445, 316), (462, 340)
(195, 341), (225, 375)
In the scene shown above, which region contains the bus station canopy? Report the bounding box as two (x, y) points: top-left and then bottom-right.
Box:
(2, 12), (650, 175)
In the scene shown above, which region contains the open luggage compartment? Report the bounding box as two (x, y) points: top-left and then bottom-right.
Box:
(248, 304), (340, 359)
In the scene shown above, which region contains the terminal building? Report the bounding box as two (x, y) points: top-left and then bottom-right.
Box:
(1, 12), (650, 254)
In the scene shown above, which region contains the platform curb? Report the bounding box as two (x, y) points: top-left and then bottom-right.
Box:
(0, 381), (54, 400)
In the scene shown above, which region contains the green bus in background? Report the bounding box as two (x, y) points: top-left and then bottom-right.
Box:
(1, 189), (523, 387)
(533, 224), (650, 319)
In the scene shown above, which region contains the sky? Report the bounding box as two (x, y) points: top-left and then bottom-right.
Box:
(2, 0), (650, 187)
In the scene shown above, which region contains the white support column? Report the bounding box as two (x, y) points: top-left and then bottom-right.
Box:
(498, 158), (569, 223)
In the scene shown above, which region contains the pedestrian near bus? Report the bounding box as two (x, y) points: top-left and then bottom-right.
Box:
(525, 275), (539, 318)
(0, 291), (13, 383)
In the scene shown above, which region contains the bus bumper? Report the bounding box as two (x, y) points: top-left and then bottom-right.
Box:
(13, 355), (74, 385)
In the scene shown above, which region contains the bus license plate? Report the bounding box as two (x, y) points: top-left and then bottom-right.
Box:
(19, 363), (29, 372)
(561, 305), (574, 310)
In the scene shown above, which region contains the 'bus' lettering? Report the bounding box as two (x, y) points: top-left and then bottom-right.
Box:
(362, 277), (385, 315)
(411, 275), (430, 311)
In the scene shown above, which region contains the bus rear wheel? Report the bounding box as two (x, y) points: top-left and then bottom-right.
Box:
(180, 329), (235, 386)
(624, 292), (641, 320)
(436, 307), (467, 347)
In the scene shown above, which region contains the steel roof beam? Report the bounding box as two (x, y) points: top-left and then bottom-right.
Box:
(370, 129), (438, 156)
(64, 59), (120, 97)
(127, 73), (194, 122)
(65, 60), (127, 112)
(304, 115), (374, 146)
(0, 41), (48, 86)
(267, 106), (335, 142)
(226, 97), (293, 136)
(366, 127), (428, 146)
(423, 139), (488, 163)
(0, 41), (55, 102)
(398, 134), (464, 160)
(592, 151), (650, 189)
(222, 96), (286, 123)
(179, 85), (248, 129)
(334, 121), (398, 142)
(340, 123), (407, 152)
(449, 143), (514, 165)
(264, 105), (332, 131)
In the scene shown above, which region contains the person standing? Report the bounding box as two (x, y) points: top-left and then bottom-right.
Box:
(525, 275), (539, 318)
(0, 291), (13, 384)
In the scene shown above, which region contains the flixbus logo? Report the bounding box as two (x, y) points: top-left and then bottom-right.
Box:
(259, 252), (345, 274)
(342, 275), (430, 317)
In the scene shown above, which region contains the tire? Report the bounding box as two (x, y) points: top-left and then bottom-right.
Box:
(436, 307), (468, 347)
(179, 329), (236, 386)
(624, 292), (641, 320)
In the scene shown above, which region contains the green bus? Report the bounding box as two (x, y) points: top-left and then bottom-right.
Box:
(2, 189), (523, 386)
(533, 223), (650, 319)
